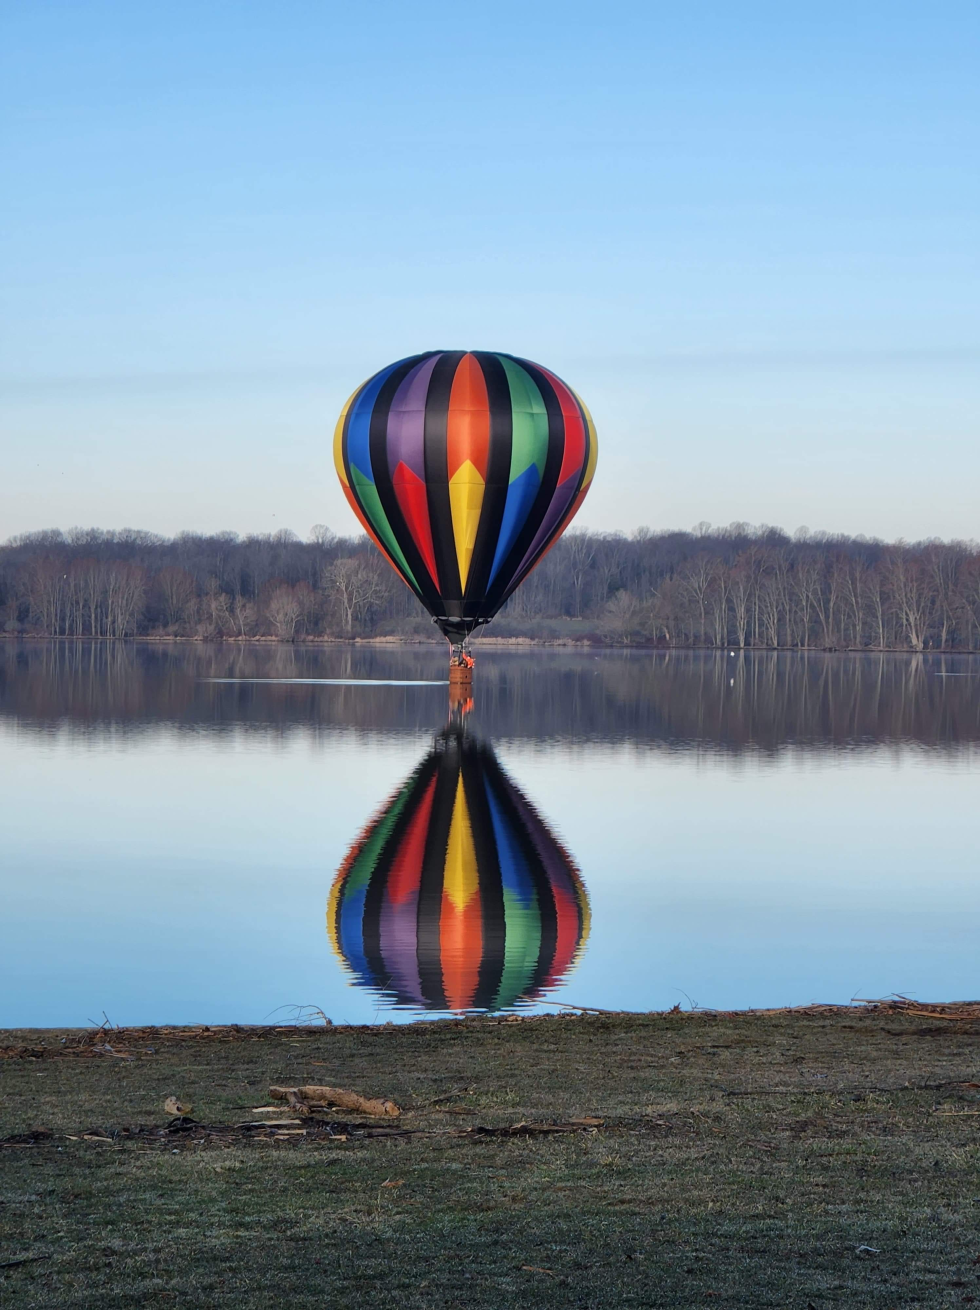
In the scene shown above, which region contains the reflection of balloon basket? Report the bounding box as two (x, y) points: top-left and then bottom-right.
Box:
(448, 683), (473, 718)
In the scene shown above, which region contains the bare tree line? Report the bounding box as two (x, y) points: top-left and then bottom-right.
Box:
(514, 523), (980, 650)
(2, 521), (979, 649)
(0, 526), (409, 642)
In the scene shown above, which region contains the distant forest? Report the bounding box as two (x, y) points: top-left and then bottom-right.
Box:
(2, 523), (979, 650)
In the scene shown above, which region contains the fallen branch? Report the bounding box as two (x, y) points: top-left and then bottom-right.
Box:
(239, 1118), (305, 1127)
(2, 1118), (605, 1150)
(0, 1129), (53, 1148)
(270, 1085), (401, 1118)
(853, 998), (980, 1021)
(468, 1118), (603, 1137)
(553, 1004), (629, 1016)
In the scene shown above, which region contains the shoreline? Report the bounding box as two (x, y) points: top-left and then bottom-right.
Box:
(2, 632), (978, 654)
(5, 996), (980, 1036)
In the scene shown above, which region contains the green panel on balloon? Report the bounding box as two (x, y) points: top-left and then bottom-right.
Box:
(350, 468), (419, 591)
(498, 356), (549, 483)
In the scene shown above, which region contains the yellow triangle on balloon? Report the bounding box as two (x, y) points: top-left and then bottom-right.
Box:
(444, 778), (479, 912)
(449, 461), (485, 589)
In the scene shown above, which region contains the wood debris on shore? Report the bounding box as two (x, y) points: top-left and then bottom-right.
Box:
(1, 1116), (606, 1150)
(269, 1084), (401, 1117)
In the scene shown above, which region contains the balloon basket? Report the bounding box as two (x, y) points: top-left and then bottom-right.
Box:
(448, 663), (473, 690)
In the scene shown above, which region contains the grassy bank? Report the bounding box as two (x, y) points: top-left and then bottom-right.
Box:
(3, 1004), (980, 1308)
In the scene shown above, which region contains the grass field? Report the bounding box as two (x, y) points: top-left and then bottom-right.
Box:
(3, 1004), (980, 1308)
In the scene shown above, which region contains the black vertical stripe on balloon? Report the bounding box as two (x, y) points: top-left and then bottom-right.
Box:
(502, 384), (594, 603)
(459, 738), (506, 1011)
(343, 395), (395, 581)
(526, 807), (588, 949)
(360, 755), (439, 998)
(368, 354), (443, 614)
(482, 357), (566, 616)
(461, 352), (513, 621)
(522, 830), (562, 1000)
(415, 737), (460, 1009)
(422, 351), (466, 618)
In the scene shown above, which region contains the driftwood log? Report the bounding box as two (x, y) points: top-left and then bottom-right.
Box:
(270, 1085), (401, 1118)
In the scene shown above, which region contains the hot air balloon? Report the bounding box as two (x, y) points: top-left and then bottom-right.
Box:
(328, 729), (589, 1013)
(333, 352), (598, 668)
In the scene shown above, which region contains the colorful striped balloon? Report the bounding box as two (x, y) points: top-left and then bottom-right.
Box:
(328, 731), (590, 1013)
(333, 352), (598, 640)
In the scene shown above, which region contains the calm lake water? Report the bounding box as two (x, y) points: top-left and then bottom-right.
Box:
(1, 641), (977, 1027)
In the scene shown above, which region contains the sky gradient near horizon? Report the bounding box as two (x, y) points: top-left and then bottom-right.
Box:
(2, 2), (978, 544)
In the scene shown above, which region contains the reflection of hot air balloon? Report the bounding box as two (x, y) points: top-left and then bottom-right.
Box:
(333, 353), (598, 647)
(328, 731), (589, 1013)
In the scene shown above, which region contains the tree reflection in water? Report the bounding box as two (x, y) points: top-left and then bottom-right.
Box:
(2, 642), (977, 752)
(328, 727), (589, 1013)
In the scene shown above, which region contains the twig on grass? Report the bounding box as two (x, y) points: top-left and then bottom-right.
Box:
(0, 1254), (51, 1270)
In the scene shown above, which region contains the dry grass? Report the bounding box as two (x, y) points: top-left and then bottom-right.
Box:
(3, 1005), (980, 1308)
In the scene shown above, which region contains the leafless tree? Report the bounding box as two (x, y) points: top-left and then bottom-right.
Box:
(884, 550), (933, 652)
(156, 566), (196, 630)
(678, 554), (718, 645)
(232, 594), (258, 638)
(323, 557), (391, 635)
(562, 531), (596, 618)
(264, 584), (304, 641)
(104, 562), (146, 637)
(600, 590), (643, 644)
(729, 561), (752, 648)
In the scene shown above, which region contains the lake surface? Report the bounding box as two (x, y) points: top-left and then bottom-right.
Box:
(1, 641), (977, 1027)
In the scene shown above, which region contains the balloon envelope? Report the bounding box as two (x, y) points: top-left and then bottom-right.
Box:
(333, 352), (598, 640)
(328, 731), (590, 1013)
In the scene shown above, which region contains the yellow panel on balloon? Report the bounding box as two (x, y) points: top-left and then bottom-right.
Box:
(333, 383), (365, 489)
(449, 461), (485, 590)
(571, 387), (599, 489)
(443, 777), (479, 912)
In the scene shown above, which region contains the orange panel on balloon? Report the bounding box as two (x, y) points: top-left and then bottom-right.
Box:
(440, 896), (483, 1011)
(446, 353), (490, 480)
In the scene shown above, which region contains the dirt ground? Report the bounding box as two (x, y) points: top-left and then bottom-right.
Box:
(2, 1003), (980, 1308)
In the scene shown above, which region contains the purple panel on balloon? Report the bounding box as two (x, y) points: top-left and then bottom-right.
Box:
(379, 896), (425, 1004)
(386, 354), (441, 481)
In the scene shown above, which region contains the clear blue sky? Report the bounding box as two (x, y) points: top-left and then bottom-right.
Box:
(2, 1), (977, 542)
